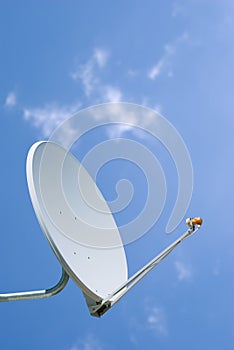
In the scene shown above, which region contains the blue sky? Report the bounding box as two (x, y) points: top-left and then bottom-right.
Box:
(0, 1), (234, 349)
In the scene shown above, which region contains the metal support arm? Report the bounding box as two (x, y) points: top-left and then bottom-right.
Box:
(0, 268), (69, 302)
(91, 217), (203, 317)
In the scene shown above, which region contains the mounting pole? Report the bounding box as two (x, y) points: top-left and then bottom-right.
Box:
(0, 268), (69, 302)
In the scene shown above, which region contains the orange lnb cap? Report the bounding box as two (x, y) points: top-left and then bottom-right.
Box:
(186, 217), (203, 227)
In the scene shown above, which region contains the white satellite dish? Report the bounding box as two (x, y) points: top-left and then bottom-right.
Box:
(0, 141), (203, 317)
(27, 141), (128, 306)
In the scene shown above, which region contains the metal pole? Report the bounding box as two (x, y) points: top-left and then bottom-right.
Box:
(0, 268), (69, 302)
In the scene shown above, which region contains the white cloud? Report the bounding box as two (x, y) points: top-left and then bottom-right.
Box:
(127, 302), (168, 343)
(148, 60), (164, 80)
(172, 2), (186, 17)
(153, 103), (163, 114)
(5, 91), (16, 108)
(174, 260), (192, 281)
(70, 48), (125, 109)
(148, 32), (189, 80)
(102, 85), (122, 102)
(71, 59), (97, 96)
(70, 48), (109, 96)
(22, 84), (124, 139)
(88, 101), (143, 139)
(141, 97), (163, 116)
(93, 48), (109, 68)
(69, 334), (103, 350)
(146, 306), (168, 336)
(143, 297), (169, 337)
(23, 102), (81, 138)
(23, 47), (166, 140)
(127, 69), (139, 77)
(105, 124), (133, 139)
(87, 100), (162, 140)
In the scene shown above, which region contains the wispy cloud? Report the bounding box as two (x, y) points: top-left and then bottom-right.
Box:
(105, 124), (132, 139)
(70, 47), (123, 104)
(148, 60), (164, 80)
(21, 52), (123, 138)
(127, 298), (169, 343)
(23, 102), (81, 138)
(71, 59), (97, 97)
(102, 85), (122, 102)
(93, 48), (109, 68)
(148, 32), (189, 80)
(22, 48), (122, 138)
(141, 97), (163, 116)
(153, 103), (163, 114)
(146, 306), (168, 336)
(172, 2), (186, 17)
(127, 69), (139, 77)
(22, 46), (165, 139)
(5, 91), (17, 108)
(71, 48), (109, 96)
(174, 260), (192, 281)
(143, 297), (169, 337)
(69, 334), (103, 350)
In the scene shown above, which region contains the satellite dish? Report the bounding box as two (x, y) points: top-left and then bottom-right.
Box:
(0, 140), (203, 317)
(27, 141), (128, 302)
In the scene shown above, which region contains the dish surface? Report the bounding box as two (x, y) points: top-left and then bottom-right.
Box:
(26, 141), (128, 300)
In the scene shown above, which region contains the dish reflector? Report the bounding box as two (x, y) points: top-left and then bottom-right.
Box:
(26, 141), (128, 301)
